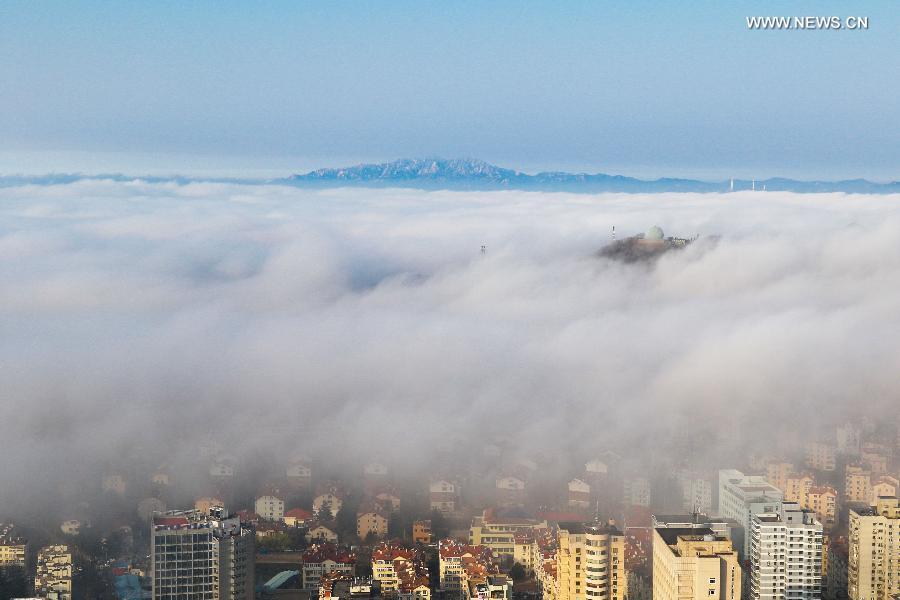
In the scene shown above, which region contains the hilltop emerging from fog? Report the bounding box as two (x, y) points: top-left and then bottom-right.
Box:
(598, 225), (704, 263)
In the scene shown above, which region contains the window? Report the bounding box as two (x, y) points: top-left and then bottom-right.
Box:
(709, 578), (717, 584)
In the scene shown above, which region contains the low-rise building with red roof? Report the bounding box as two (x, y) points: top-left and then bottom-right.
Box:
(300, 543), (356, 591)
(285, 507), (314, 527)
(371, 542), (428, 597)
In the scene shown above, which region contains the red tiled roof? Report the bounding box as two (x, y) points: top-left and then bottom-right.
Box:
(236, 510), (260, 522)
(438, 539), (493, 561)
(301, 543), (355, 564)
(371, 543), (418, 562)
(286, 508), (313, 520)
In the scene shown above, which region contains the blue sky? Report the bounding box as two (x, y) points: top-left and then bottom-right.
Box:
(1, 1), (897, 179)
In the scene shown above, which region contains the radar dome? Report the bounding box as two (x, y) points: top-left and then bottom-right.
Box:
(646, 225), (665, 240)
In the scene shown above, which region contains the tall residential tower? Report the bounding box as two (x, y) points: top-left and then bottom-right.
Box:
(718, 469), (783, 558)
(848, 496), (900, 600)
(749, 502), (823, 600)
(151, 508), (254, 600)
(556, 521), (626, 600)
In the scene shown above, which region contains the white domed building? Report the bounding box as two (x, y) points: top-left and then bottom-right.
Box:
(638, 225), (666, 245)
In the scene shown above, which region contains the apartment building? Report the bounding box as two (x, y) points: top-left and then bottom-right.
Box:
(718, 470), (784, 558)
(151, 509), (254, 599)
(314, 487), (345, 519)
(357, 508), (389, 540)
(496, 476), (527, 507)
(286, 459), (312, 490)
(34, 545), (73, 600)
(0, 523), (26, 567)
(623, 477), (651, 508)
(306, 524), (339, 544)
(469, 508), (548, 560)
(749, 502), (823, 600)
(677, 471), (713, 514)
(413, 520), (432, 544)
(859, 445), (890, 476)
(848, 497), (900, 600)
(371, 543), (428, 598)
(767, 463), (796, 493)
(430, 479), (461, 513)
(254, 487), (286, 522)
(568, 479), (591, 509)
(556, 521), (626, 600)
(652, 527), (741, 600)
(805, 442), (837, 472)
(438, 539), (495, 594)
(871, 477), (899, 506)
(300, 543), (356, 591)
(825, 537), (849, 600)
(846, 466), (873, 505)
(651, 514), (745, 562)
(806, 486), (838, 530)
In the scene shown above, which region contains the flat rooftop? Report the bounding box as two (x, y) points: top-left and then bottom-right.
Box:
(656, 527), (715, 546)
(559, 521), (621, 535)
(653, 514), (716, 523)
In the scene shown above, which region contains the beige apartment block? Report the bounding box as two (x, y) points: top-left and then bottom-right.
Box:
(652, 528), (741, 600)
(556, 522), (625, 600)
(848, 497), (900, 600)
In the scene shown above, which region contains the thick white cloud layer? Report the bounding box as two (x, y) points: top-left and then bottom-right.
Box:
(2, 181), (900, 503)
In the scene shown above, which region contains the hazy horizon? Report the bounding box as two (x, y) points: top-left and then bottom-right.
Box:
(2, 2), (898, 181)
(0, 151), (897, 183)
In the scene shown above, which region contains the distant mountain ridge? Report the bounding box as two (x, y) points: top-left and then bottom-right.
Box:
(297, 158), (522, 184)
(2, 158), (898, 194)
(288, 158), (900, 194)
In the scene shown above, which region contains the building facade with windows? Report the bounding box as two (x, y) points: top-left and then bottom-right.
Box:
(556, 522), (626, 600)
(34, 544), (73, 600)
(652, 527), (741, 600)
(749, 503), (823, 600)
(151, 508), (254, 599)
(718, 470), (783, 558)
(848, 497), (900, 600)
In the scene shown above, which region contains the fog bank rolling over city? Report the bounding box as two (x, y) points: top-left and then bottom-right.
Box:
(2, 182), (900, 509)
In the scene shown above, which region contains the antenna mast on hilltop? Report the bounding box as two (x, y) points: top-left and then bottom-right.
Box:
(612, 225), (616, 241)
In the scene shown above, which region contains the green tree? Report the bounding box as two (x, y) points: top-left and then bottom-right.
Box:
(257, 533), (291, 553)
(509, 563), (526, 582)
(430, 509), (449, 539)
(387, 510), (405, 540)
(285, 529), (308, 551)
(335, 497), (360, 540)
(0, 566), (29, 599)
(317, 501), (334, 523)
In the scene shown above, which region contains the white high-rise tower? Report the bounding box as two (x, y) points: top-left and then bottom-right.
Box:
(750, 502), (823, 600)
